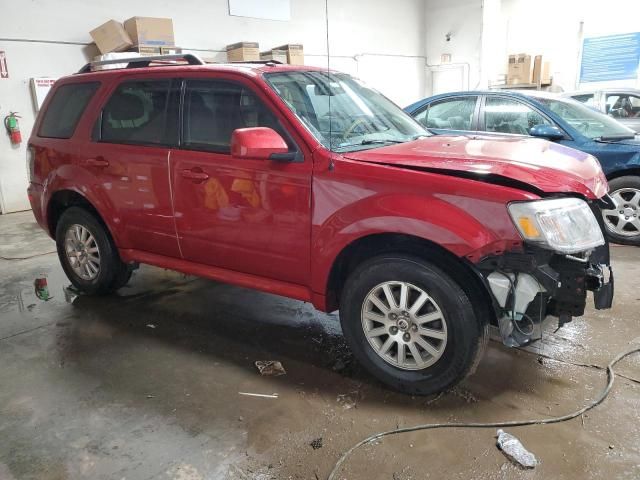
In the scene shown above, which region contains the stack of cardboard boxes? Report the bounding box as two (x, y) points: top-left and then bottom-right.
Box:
(90, 17), (177, 57)
(507, 53), (551, 86)
(227, 42), (304, 64)
(89, 18), (305, 66)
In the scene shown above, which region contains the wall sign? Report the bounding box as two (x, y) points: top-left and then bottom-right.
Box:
(30, 78), (57, 111)
(0, 51), (8, 79)
(580, 32), (640, 83)
(228, 0), (291, 21)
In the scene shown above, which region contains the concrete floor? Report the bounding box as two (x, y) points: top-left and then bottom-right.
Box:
(1, 210), (639, 480)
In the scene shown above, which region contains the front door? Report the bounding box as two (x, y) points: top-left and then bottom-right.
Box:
(170, 77), (311, 285)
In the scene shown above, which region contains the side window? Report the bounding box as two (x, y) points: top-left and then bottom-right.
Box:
(38, 82), (100, 139)
(484, 97), (550, 135)
(99, 80), (177, 146)
(572, 93), (595, 107)
(606, 94), (640, 118)
(183, 79), (294, 154)
(417, 97), (477, 130)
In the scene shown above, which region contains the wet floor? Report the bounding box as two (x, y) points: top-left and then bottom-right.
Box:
(1, 210), (639, 480)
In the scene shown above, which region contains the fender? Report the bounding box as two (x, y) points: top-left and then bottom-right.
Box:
(309, 158), (537, 300)
(43, 163), (128, 247)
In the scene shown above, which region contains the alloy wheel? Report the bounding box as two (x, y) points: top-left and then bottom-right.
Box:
(64, 224), (101, 280)
(603, 188), (640, 237)
(361, 281), (448, 370)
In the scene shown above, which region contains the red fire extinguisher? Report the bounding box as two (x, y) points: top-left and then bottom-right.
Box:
(4, 112), (22, 145)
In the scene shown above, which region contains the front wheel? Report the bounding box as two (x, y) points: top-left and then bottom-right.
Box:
(339, 255), (488, 395)
(602, 176), (640, 246)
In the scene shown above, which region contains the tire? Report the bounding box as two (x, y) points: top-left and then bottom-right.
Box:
(602, 176), (640, 246)
(55, 206), (129, 295)
(339, 254), (488, 395)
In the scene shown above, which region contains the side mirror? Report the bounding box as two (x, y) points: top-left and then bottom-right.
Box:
(231, 127), (289, 160)
(529, 124), (564, 141)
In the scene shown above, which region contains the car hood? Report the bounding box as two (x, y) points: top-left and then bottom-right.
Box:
(344, 135), (609, 199)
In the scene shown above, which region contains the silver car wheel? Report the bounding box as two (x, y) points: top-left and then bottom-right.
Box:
(361, 281), (448, 371)
(64, 224), (101, 281)
(603, 188), (640, 237)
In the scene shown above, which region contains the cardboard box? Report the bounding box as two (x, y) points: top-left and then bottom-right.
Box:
(226, 42), (260, 62)
(124, 17), (174, 46)
(274, 44), (304, 65)
(160, 46), (182, 55)
(131, 45), (161, 56)
(533, 55), (551, 85)
(260, 49), (288, 64)
(90, 20), (133, 54)
(507, 53), (533, 85)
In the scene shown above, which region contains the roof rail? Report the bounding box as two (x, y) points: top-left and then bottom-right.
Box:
(77, 54), (205, 74)
(229, 60), (283, 65)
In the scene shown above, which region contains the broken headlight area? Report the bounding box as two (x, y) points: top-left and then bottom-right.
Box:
(477, 243), (613, 347)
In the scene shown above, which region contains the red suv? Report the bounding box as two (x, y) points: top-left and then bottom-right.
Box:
(27, 55), (614, 395)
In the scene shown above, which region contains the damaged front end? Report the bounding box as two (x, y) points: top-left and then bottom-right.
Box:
(476, 196), (614, 347)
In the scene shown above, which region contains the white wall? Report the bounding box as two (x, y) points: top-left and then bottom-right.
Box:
(500, 0), (640, 91)
(0, 0), (426, 213)
(423, 0), (483, 95)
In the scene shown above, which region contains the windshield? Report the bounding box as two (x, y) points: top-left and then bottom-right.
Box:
(264, 71), (427, 152)
(535, 96), (635, 140)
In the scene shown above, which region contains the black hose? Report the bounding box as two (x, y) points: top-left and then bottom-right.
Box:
(327, 347), (640, 480)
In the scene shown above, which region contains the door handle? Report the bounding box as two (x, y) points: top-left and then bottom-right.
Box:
(181, 169), (209, 181)
(82, 157), (109, 167)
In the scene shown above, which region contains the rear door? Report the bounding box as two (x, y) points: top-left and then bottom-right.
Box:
(84, 76), (181, 258)
(412, 96), (479, 135)
(170, 74), (312, 285)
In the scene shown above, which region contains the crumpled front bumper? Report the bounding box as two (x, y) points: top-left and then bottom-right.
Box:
(476, 242), (613, 346)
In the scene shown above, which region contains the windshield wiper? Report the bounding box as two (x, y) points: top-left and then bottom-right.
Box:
(359, 139), (405, 145)
(595, 134), (636, 142)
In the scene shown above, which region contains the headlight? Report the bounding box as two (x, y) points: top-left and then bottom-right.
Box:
(508, 197), (604, 254)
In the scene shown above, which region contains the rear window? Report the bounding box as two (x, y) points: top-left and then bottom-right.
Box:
(38, 82), (100, 139)
(98, 80), (178, 146)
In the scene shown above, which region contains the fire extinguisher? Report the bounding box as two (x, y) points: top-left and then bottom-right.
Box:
(4, 112), (22, 145)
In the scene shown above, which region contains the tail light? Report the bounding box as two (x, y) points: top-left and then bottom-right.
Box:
(26, 146), (35, 182)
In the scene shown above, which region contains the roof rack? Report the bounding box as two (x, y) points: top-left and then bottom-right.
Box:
(77, 54), (205, 74)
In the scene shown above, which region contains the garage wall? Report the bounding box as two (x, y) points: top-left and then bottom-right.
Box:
(423, 0), (483, 95)
(501, 0), (640, 91)
(0, 0), (426, 213)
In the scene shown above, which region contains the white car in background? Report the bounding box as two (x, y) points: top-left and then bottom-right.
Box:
(563, 89), (640, 133)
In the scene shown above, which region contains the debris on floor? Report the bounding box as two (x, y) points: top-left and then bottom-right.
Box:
(238, 392), (279, 399)
(146, 324), (156, 329)
(34, 277), (51, 301)
(255, 360), (286, 376)
(336, 391), (360, 410)
(63, 284), (80, 303)
(496, 429), (538, 469)
(309, 437), (323, 450)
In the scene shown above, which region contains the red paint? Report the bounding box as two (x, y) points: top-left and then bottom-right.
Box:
(231, 127), (289, 159)
(27, 63), (609, 311)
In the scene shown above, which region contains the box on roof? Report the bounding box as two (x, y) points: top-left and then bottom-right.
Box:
(260, 49), (288, 64)
(274, 44), (304, 65)
(507, 53), (533, 85)
(90, 20), (133, 54)
(124, 17), (174, 47)
(226, 42), (260, 62)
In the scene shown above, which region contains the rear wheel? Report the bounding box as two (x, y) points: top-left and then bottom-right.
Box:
(339, 254), (488, 395)
(602, 176), (640, 246)
(55, 207), (130, 295)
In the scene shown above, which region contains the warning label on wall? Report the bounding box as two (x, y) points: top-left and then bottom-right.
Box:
(0, 51), (8, 79)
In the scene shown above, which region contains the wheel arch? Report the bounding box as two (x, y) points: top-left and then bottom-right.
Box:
(324, 232), (495, 327)
(47, 189), (118, 245)
(606, 167), (640, 182)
